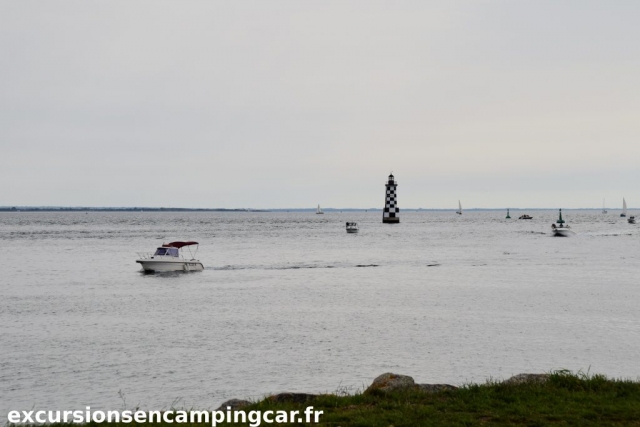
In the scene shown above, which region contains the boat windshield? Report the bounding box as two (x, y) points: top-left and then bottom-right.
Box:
(154, 247), (179, 257)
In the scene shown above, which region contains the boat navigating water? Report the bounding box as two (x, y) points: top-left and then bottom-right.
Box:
(4, 210), (640, 416)
(551, 209), (574, 237)
(456, 200), (462, 215)
(628, 216), (636, 224)
(620, 198), (627, 217)
(346, 222), (359, 233)
(316, 204), (324, 214)
(136, 241), (204, 272)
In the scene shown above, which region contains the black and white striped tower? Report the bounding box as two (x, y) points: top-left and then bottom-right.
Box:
(383, 173), (399, 223)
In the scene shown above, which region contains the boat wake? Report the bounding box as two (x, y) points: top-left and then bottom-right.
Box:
(211, 262), (380, 271)
(585, 232), (634, 237)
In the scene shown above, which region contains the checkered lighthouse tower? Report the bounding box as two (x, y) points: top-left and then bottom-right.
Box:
(383, 173), (399, 223)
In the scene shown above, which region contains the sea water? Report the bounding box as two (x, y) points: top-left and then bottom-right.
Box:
(1, 211), (639, 415)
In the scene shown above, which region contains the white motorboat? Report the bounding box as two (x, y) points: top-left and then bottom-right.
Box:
(346, 222), (359, 233)
(628, 216), (636, 224)
(621, 198), (627, 217)
(456, 200), (462, 215)
(316, 204), (324, 214)
(136, 241), (204, 272)
(551, 209), (574, 237)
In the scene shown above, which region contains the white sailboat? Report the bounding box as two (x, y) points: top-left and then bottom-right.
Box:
(316, 204), (324, 214)
(621, 198), (627, 217)
(602, 199), (607, 214)
(456, 200), (462, 215)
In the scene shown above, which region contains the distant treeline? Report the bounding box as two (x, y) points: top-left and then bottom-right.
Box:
(0, 207), (620, 212)
(0, 207), (268, 212)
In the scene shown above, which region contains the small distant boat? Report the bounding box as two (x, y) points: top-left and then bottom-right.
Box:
(506, 209), (511, 219)
(346, 222), (359, 233)
(519, 214), (533, 220)
(602, 199), (607, 214)
(621, 198), (627, 217)
(316, 204), (324, 214)
(136, 241), (204, 272)
(628, 216), (636, 224)
(456, 200), (462, 215)
(551, 209), (574, 237)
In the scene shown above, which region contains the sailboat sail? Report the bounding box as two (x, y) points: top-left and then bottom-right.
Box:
(602, 199), (607, 214)
(456, 200), (462, 215)
(622, 198), (627, 216)
(316, 204), (323, 214)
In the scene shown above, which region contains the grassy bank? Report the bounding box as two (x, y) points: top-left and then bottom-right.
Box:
(235, 372), (640, 426)
(23, 372), (640, 427)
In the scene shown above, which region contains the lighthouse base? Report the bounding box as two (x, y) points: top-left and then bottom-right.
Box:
(383, 217), (400, 224)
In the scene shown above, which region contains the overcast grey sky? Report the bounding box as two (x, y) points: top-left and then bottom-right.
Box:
(1, 1), (639, 208)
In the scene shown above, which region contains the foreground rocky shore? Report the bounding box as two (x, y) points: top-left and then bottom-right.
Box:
(23, 371), (640, 426)
(216, 372), (552, 411)
(217, 372), (551, 411)
(209, 371), (640, 426)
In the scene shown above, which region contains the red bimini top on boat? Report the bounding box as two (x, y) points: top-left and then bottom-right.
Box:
(162, 241), (198, 248)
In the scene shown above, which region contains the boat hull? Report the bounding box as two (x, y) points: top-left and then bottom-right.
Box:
(552, 228), (574, 237)
(136, 259), (204, 272)
(346, 229), (358, 233)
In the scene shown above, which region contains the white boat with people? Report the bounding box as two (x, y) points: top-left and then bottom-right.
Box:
(551, 209), (574, 237)
(628, 216), (636, 224)
(316, 204), (324, 214)
(346, 222), (359, 233)
(621, 198), (627, 217)
(136, 241), (204, 272)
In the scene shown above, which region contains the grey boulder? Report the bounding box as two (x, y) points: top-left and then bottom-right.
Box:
(503, 373), (550, 385)
(216, 399), (251, 411)
(365, 373), (415, 393)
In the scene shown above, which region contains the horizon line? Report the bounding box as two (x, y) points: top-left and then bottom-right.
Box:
(0, 206), (631, 211)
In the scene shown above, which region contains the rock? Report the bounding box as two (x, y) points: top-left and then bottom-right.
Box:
(503, 373), (550, 385)
(416, 383), (458, 393)
(268, 393), (318, 403)
(365, 373), (415, 393)
(216, 399), (251, 411)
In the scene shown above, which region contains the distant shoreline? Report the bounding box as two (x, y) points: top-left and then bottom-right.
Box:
(0, 207), (627, 212)
(0, 207), (268, 212)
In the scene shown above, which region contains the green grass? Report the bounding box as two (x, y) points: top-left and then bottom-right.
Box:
(235, 372), (640, 426)
(22, 372), (640, 427)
